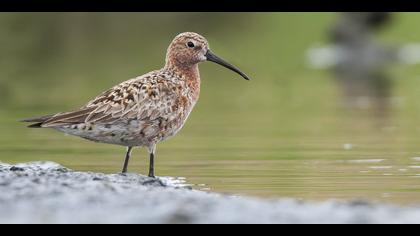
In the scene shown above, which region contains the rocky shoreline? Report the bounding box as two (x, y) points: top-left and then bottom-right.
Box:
(0, 161), (419, 224)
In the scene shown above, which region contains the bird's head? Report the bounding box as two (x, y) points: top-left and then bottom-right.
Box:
(165, 32), (251, 80)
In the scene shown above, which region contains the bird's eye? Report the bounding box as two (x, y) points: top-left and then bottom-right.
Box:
(187, 41), (195, 48)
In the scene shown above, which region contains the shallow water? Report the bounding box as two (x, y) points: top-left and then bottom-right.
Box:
(3, 101), (420, 206)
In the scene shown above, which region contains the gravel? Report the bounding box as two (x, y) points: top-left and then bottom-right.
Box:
(0, 161), (419, 224)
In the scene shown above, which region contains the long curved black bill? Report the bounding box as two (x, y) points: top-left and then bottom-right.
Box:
(205, 50), (251, 81)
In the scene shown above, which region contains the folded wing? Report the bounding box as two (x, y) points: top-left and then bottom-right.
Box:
(21, 72), (182, 128)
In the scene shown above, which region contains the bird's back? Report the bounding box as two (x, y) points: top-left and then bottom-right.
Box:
(23, 68), (201, 147)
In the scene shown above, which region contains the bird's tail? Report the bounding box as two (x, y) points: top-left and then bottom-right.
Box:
(20, 115), (54, 128)
(20, 107), (97, 128)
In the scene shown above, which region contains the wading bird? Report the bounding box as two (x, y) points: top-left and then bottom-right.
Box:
(22, 32), (251, 178)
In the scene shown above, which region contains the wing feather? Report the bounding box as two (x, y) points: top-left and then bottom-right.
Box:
(23, 70), (185, 128)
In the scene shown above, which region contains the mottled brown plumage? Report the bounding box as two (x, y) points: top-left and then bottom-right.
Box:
(22, 32), (250, 177)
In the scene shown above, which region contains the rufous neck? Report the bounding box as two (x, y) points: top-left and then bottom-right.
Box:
(164, 61), (200, 80)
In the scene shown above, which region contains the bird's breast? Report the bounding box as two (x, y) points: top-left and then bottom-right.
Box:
(157, 75), (200, 140)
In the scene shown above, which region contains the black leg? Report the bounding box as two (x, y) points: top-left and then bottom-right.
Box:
(122, 146), (133, 173)
(148, 152), (155, 178)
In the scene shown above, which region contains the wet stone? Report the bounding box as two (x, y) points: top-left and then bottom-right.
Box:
(9, 166), (24, 172)
(142, 178), (166, 187)
(54, 168), (69, 173)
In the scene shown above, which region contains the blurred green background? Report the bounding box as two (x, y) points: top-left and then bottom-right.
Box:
(2, 13), (420, 205)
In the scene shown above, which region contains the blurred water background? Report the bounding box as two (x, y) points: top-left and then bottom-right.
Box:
(2, 13), (420, 205)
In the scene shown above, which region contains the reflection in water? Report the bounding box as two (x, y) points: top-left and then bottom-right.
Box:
(307, 12), (420, 123)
